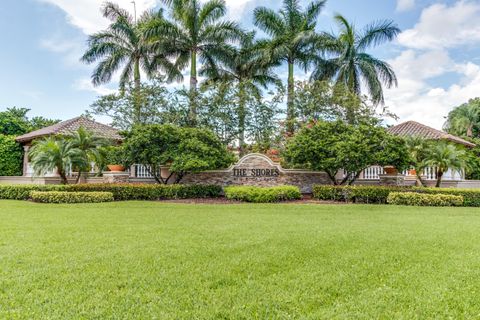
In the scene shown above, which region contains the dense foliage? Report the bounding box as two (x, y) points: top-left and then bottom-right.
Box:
(0, 184), (222, 201)
(312, 185), (480, 207)
(123, 124), (235, 183)
(0, 135), (23, 176)
(30, 191), (114, 203)
(387, 192), (463, 207)
(224, 185), (302, 203)
(284, 121), (409, 185)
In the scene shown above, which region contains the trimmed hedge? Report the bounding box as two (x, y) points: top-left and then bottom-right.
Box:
(224, 186), (302, 203)
(387, 192), (463, 207)
(0, 184), (222, 201)
(31, 191), (114, 204)
(312, 185), (411, 204)
(312, 185), (480, 207)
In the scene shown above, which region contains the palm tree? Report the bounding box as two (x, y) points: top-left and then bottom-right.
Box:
(202, 32), (280, 154)
(311, 14), (399, 105)
(404, 136), (430, 187)
(145, 0), (242, 125)
(70, 127), (107, 183)
(81, 2), (181, 123)
(254, 0), (327, 134)
(444, 98), (480, 138)
(424, 141), (467, 188)
(29, 138), (87, 185)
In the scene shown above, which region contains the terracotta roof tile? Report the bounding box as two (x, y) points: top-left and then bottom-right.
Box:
(388, 121), (475, 147)
(15, 116), (122, 143)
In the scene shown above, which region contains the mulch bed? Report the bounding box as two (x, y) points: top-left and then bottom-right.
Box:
(157, 195), (345, 205)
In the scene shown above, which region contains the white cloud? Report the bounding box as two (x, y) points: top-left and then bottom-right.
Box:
(37, 0), (157, 34)
(398, 1), (480, 50)
(74, 78), (117, 95)
(396, 0), (415, 12)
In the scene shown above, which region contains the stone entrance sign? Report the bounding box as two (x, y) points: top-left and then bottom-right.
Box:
(181, 153), (330, 193)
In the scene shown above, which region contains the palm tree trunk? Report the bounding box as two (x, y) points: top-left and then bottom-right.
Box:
(238, 82), (246, 156)
(286, 60), (295, 135)
(133, 57), (142, 125)
(189, 49), (198, 126)
(435, 170), (444, 188)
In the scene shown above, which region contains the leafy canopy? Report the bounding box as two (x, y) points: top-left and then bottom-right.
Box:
(284, 120), (409, 185)
(122, 124), (235, 184)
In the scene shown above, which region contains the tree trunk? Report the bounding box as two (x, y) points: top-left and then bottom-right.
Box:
(133, 57), (142, 125)
(435, 170), (444, 188)
(238, 82), (246, 156)
(286, 60), (295, 135)
(189, 49), (198, 126)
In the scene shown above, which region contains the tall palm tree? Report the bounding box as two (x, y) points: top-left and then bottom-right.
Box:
(424, 141), (467, 188)
(145, 0), (242, 125)
(202, 32), (280, 153)
(81, 2), (180, 123)
(311, 14), (399, 105)
(254, 0), (327, 134)
(70, 127), (107, 183)
(29, 138), (87, 185)
(444, 98), (480, 138)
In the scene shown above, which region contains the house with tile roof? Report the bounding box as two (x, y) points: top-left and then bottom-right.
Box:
(15, 116), (122, 178)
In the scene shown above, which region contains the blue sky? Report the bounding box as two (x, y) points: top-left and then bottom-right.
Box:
(1, 0), (479, 128)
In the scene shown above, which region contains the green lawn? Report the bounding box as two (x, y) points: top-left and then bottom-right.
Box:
(2, 201), (480, 319)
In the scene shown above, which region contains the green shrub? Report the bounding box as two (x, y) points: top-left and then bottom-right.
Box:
(412, 187), (480, 207)
(0, 185), (65, 200)
(387, 192), (463, 207)
(30, 191), (114, 203)
(0, 135), (23, 176)
(312, 185), (411, 204)
(224, 186), (302, 203)
(67, 184), (222, 201)
(0, 184), (222, 201)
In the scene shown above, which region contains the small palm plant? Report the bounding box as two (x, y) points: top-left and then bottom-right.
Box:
(424, 141), (467, 188)
(70, 127), (107, 183)
(29, 138), (88, 185)
(404, 136), (430, 186)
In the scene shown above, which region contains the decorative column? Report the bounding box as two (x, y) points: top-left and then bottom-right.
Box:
(22, 145), (30, 176)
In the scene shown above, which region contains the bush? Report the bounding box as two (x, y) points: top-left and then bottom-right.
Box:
(0, 184), (222, 201)
(387, 192), (463, 207)
(30, 191), (114, 203)
(312, 185), (410, 204)
(224, 186), (302, 203)
(67, 184), (223, 201)
(0, 185), (65, 200)
(412, 187), (480, 207)
(0, 135), (23, 176)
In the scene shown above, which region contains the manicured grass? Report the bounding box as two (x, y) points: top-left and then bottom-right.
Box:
(2, 201), (480, 318)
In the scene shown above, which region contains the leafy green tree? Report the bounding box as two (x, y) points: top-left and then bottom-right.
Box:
(444, 98), (480, 138)
(284, 120), (409, 185)
(145, 0), (242, 125)
(202, 31), (280, 152)
(88, 80), (187, 130)
(0, 107), (59, 135)
(123, 124), (235, 184)
(254, 0), (326, 134)
(311, 14), (399, 105)
(29, 138), (88, 184)
(424, 141), (467, 188)
(294, 80), (396, 127)
(81, 2), (181, 124)
(0, 135), (23, 176)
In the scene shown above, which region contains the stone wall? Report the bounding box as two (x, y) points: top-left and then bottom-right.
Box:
(181, 153), (331, 193)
